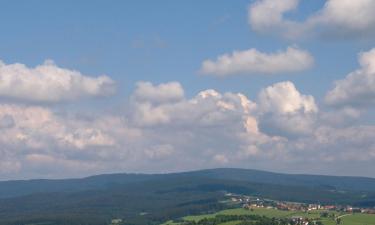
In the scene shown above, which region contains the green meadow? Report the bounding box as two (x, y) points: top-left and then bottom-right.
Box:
(340, 213), (375, 225)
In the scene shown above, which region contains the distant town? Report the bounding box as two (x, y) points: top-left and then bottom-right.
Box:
(226, 193), (375, 225)
(227, 193), (375, 214)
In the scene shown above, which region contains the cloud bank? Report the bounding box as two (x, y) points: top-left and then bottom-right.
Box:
(0, 79), (374, 179)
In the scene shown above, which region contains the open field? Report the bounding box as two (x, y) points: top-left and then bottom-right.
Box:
(217, 221), (242, 225)
(184, 208), (330, 221)
(164, 207), (375, 225)
(341, 213), (375, 225)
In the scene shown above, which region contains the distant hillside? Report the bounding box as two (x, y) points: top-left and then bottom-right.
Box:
(1, 168), (375, 199)
(0, 168), (374, 225)
(0, 173), (156, 199)
(185, 168), (375, 192)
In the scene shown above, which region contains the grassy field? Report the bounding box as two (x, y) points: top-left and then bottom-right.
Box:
(163, 207), (375, 225)
(217, 221), (242, 225)
(341, 213), (375, 225)
(184, 208), (328, 221)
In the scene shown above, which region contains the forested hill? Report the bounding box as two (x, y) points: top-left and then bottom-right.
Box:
(1, 168), (375, 199)
(182, 168), (375, 191)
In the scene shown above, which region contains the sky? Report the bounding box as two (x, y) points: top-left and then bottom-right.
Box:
(0, 0), (374, 180)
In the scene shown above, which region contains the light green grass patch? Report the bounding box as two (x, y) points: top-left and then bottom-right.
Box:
(341, 213), (375, 225)
(218, 220), (242, 225)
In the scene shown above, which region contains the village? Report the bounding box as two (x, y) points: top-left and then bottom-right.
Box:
(226, 193), (375, 214)
(224, 193), (375, 225)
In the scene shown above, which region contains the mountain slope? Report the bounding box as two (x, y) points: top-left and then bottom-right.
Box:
(186, 168), (375, 191)
(1, 168), (375, 199)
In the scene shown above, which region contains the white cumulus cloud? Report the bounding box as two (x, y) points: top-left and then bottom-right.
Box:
(0, 60), (116, 103)
(200, 47), (313, 76)
(258, 81), (318, 114)
(248, 0), (375, 39)
(325, 48), (375, 107)
(257, 81), (318, 137)
(249, 0), (299, 34)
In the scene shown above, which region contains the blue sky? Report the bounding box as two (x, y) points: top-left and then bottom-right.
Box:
(1, 0), (370, 99)
(0, 0), (374, 179)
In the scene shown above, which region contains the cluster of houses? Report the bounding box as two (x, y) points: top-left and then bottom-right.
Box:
(226, 193), (375, 215)
(110, 219), (123, 225)
(289, 216), (311, 225)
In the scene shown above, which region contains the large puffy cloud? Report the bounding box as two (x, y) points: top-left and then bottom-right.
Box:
(257, 81), (318, 137)
(127, 82), (276, 171)
(200, 47), (314, 76)
(130, 81), (258, 131)
(0, 60), (116, 103)
(0, 104), (125, 153)
(325, 48), (375, 107)
(248, 0), (375, 39)
(0, 104), (140, 178)
(258, 81), (317, 114)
